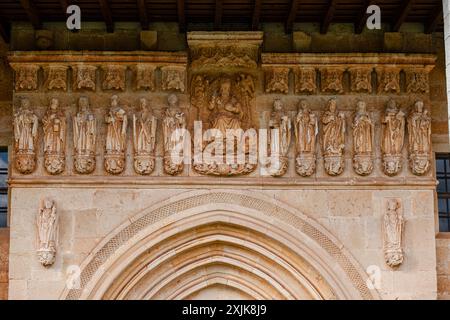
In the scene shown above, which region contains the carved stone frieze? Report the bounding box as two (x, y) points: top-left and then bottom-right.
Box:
(376, 67), (401, 94)
(73, 65), (97, 91)
(405, 68), (430, 94)
(161, 66), (186, 93)
(12, 64), (39, 91)
(294, 67), (317, 94)
(104, 95), (127, 174)
(352, 101), (374, 176)
(349, 67), (372, 93)
(42, 98), (66, 175)
(102, 65), (127, 91)
(320, 68), (345, 94)
(73, 97), (97, 174)
(408, 100), (431, 176)
(383, 198), (404, 268)
(135, 64), (156, 91)
(381, 100), (405, 176)
(37, 198), (58, 267)
(294, 100), (318, 177)
(264, 67), (289, 94)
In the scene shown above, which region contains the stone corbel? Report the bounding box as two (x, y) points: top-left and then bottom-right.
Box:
(102, 65), (127, 91)
(293, 67), (316, 94)
(161, 66), (186, 93)
(264, 67), (289, 94)
(320, 67), (345, 94)
(43, 64), (68, 91)
(73, 65), (97, 91)
(405, 67), (431, 94)
(11, 64), (39, 91)
(135, 64), (156, 91)
(349, 67), (373, 93)
(376, 67), (401, 94)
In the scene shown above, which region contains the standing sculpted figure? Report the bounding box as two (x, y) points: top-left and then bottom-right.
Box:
(383, 199), (405, 268)
(352, 101), (374, 176)
(294, 100), (318, 177)
(381, 100), (405, 176)
(266, 99), (291, 177)
(408, 100), (431, 175)
(133, 98), (157, 175)
(42, 98), (66, 175)
(321, 98), (346, 176)
(73, 97), (97, 174)
(104, 95), (127, 174)
(14, 98), (39, 174)
(36, 198), (58, 267)
(163, 94), (186, 175)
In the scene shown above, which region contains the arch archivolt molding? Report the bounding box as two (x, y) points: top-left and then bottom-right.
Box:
(61, 189), (380, 300)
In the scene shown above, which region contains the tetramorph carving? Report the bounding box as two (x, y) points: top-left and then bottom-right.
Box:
(163, 94), (187, 175)
(321, 98), (346, 176)
(405, 68), (430, 94)
(264, 67), (289, 94)
(36, 198), (58, 267)
(161, 66), (186, 93)
(73, 97), (97, 174)
(377, 67), (401, 94)
(408, 100), (432, 176)
(104, 95), (127, 174)
(42, 98), (66, 175)
(349, 67), (372, 93)
(44, 65), (68, 91)
(73, 65), (97, 91)
(383, 198), (405, 268)
(102, 65), (127, 91)
(294, 100), (318, 177)
(294, 67), (317, 94)
(352, 101), (374, 176)
(132, 98), (157, 175)
(13, 64), (39, 91)
(265, 99), (291, 176)
(13, 98), (39, 174)
(381, 100), (405, 176)
(135, 64), (156, 91)
(320, 68), (345, 94)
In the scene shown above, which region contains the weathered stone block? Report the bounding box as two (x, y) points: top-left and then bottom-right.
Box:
(384, 32), (403, 52)
(140, 30), (157, 50)
(293, 31), (312, 51)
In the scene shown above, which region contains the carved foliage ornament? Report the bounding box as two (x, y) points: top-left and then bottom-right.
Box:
(73, 97), (97, 174)
(135, 64), (156, 91)
(13, 64), (39, 91)
(102, 65), (127, 91)
(405, 68), (430, 94)
(294, 100), (318, 177)
(264, 67), (289, 94)
(73, 65), (97, 91)
(294, 67), (316, 94)
(37, 198), (58, 267)
(161, 66), (186, 93)
(383, 198), (404, 268)
(377, 68), (401, 94)
(320, 68), (345, 94)
(44, 65), (68, 91)
(190, 45), (258, 69)
(349, 67), (372, 93)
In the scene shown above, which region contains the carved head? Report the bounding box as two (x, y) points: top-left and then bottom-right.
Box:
(50, 98), (59, 111)
(386, 99), (398, 112)
(139, 98), (149, 111)
(219, 78), (232, 98)
(111, 95), (119, 108)
(414, 100), (424, 113)
(356, 100), (366, 113)
(327, 98), (337, 112)
(167, 94), (178, 107)
(273, 99), (283, 111)
(20, 98), (31, 110)
(387, 199), (399, 213)
(43, 198), (54, 210)
(78, 96), (89, 111)
(298, 99), (308, 112)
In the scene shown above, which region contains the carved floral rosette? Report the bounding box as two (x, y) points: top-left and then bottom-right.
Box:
(323, 155), (344, 176)
(409, 153), (431, 176)
(15, 150), (36, 174)
(104, 152), (126, 175)
(382, 154), (403, 177)
(74, 154), (96, 174)
(296, 153), (316, 177)
(134, 154), (155, 175)
(44, 153), (65, 175)
(353, 153), (373, 176)
(164, 153), (183, 176)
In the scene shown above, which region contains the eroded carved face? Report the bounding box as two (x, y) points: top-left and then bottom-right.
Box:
(168, 94), (178, 107)
(357, 101), (366, 113)
(78, 97), (89, 111)
(111, 95), (119, 108)
(273, 99), (283, 111)
(140, 98), (148, 110)
(50, 98), (59, 111)
(387, 199), (398, 212)
(21, 98), (30, 110)
(328, 99), (337, 112)
(415, 100), (424, 113)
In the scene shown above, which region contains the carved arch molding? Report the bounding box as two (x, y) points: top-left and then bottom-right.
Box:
(61, 190), (380, 300)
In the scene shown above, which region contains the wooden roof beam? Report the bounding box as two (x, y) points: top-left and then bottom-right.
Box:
(392, 0), (414, 32)
(214, 0), (223, 30)
(425, 4), (443, 34)
(59, 0), (70, 14)
(285, 0), (300, 34)
(137, 0), (149, 30)
(98, 0), (114, 33)
(321, 0), (338, 34)
(355, 0), (376, 34)
(177, 0), (186, 32)
(252, 0), (262, 31)
(19, 0), (42, 29)
(0, 21), (10, 44)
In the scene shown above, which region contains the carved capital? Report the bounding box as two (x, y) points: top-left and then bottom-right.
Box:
(320, 68), (345, 94)
(44, 65), (68, 91)
(294, 67), (316, 94)
(405, 68), (430, 94)
(12, 64), (39, 91)
(161, 66), (186, 92)
(349, 67), (372, 93)
(102, 65), (127, 91)
(73, 65), (97, 91)
(135, 64), (156, 91)
(264, 67), (289, 94)
(376, 67), (401, 94)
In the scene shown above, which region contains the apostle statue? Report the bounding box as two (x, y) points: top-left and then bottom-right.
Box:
(104, 95), (127, 174)
(381, 100), (405, 176)
(42, 98), (66, 174)
(352, 101), (374, 176)
(163, 94), (186, 175)
(407, 100), (432, 175)
(13, 98), (38, 174)
(294, 100), (318, 177)
(132, 98), (157, 175)
(36, 198), (58, 267)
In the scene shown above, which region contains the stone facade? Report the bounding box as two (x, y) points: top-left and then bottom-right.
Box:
(0, 22), (449, 300)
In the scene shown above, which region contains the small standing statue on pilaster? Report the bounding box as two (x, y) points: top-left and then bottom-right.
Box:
(381, 100), (405, 176)
(383, 198), (405, 268)
(133, 98), (157, 175)
(73, 97), (97, 174)
(294, 100), (318, 177)
(36, 198), (58, 267)
(104, 95), (127, 174)
(408, 100), (432, 175)
(352, 100), (374, 176)
(42, 98), (66, 175)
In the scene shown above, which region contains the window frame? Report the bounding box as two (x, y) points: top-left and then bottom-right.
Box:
(436, 153), (450, 233)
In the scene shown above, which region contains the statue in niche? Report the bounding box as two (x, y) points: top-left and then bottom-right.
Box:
(42, 98), (66, 175)
(321, 98), (346, 176)
(104, 95), (127, 174)
(408, 100), (431, 175)
(73, 97), (97, 174)
(352, 101), (374, 176)
(36, 198), (58, 267)
(163, 94), (186, 175)
(133, 98), (157, 175)
(383, 198), (404, 268)
(294, 100), (318, 177)
(266, 99), (291, 177)
(381, 100), (405, 176)
(13, 98), (39, 174)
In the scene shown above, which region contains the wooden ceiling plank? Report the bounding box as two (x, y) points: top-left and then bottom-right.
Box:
(285, 0), (300, 34)
(98, 0), (114, 33)
(321, 0), (338, 34)
(137, 0), (149, 30)
(214, 0), (223, 30)
(19, 0), (42, 29)
(252, 0), (262, 31)
(0, 21), (10, 44)
(177, 0), (186, 32)
(393, 0), (414, 32)
(425, 4), (443, 34)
